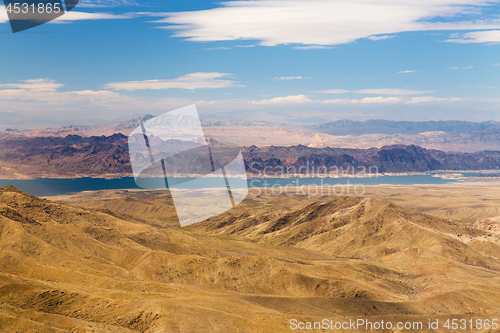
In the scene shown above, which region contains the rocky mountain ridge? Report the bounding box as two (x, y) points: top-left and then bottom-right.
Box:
(1, 134), (500, 179)
(316, 119), (500, 136)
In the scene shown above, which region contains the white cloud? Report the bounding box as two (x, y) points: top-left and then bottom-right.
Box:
(450, 67), (459, 69)
(368, 35), (397, 41)
(0, 78), (473, 118)
(250, 94), (312, 105)
(397, 70), (418, 73)
(493, 63), (500, 66)
(104, 72), (244, 91)
(358, 97), (403, 104)
(0, 7), (8, 23)
(405, 96), (462, 104)
(0, 79), (64, 92)
(315, 88), (434, 95)
(0, 85), (121, 104)
(273, 76), (307, 80)
(0, 78), (197, 113)
(323, 97), (404, 104)
(156, 0), (500, 46)
(249, 94), (464, 106)
(463, 66), (474, 69)
(54, 11), (133, 22)
(445, 30), (500, 44)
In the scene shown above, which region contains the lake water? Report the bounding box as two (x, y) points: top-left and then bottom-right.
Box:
(0, 173), (474, 197)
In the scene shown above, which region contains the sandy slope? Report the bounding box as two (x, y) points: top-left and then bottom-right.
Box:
(12, 186), (495, 332)
(0, 186), (449, 332)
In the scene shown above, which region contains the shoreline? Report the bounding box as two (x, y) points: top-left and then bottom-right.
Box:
(0, 169), (498, 181)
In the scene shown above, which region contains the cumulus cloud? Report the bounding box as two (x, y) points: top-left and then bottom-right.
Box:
(405, 96), (462, 104)
(104, 72), (244, 91)
(249, 94), (463, 106)
(54, 11), (133, 22)
(0, 83), (120, 105)
(250, 94), (313, 105)
(0, 78), (470, 117)
(155, 0), (500, 46)
(368, 35), (397, 41)
(0, 7), (8, 23)
(323, 97), (404, 105)
(0, 79), (64, 92)
(0, 78), (198, 113)
(397, 70), (418, 73)
(358, 96), (403, 104)
(445, 30), (500, 44)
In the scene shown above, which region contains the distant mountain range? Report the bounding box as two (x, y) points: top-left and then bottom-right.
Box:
(1, 114), (155, 138)
(5, 117), (500, 152)
(1, 133), (500, 179)
(316, 119), (500, 136)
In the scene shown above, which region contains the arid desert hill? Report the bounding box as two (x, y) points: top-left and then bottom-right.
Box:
(1, 186), (500, 332)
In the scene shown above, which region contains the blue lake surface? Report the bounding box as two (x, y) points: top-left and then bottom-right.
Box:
(0, 173), (468, 197)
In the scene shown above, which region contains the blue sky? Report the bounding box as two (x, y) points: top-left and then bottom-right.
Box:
(0, 0), (499, 127)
